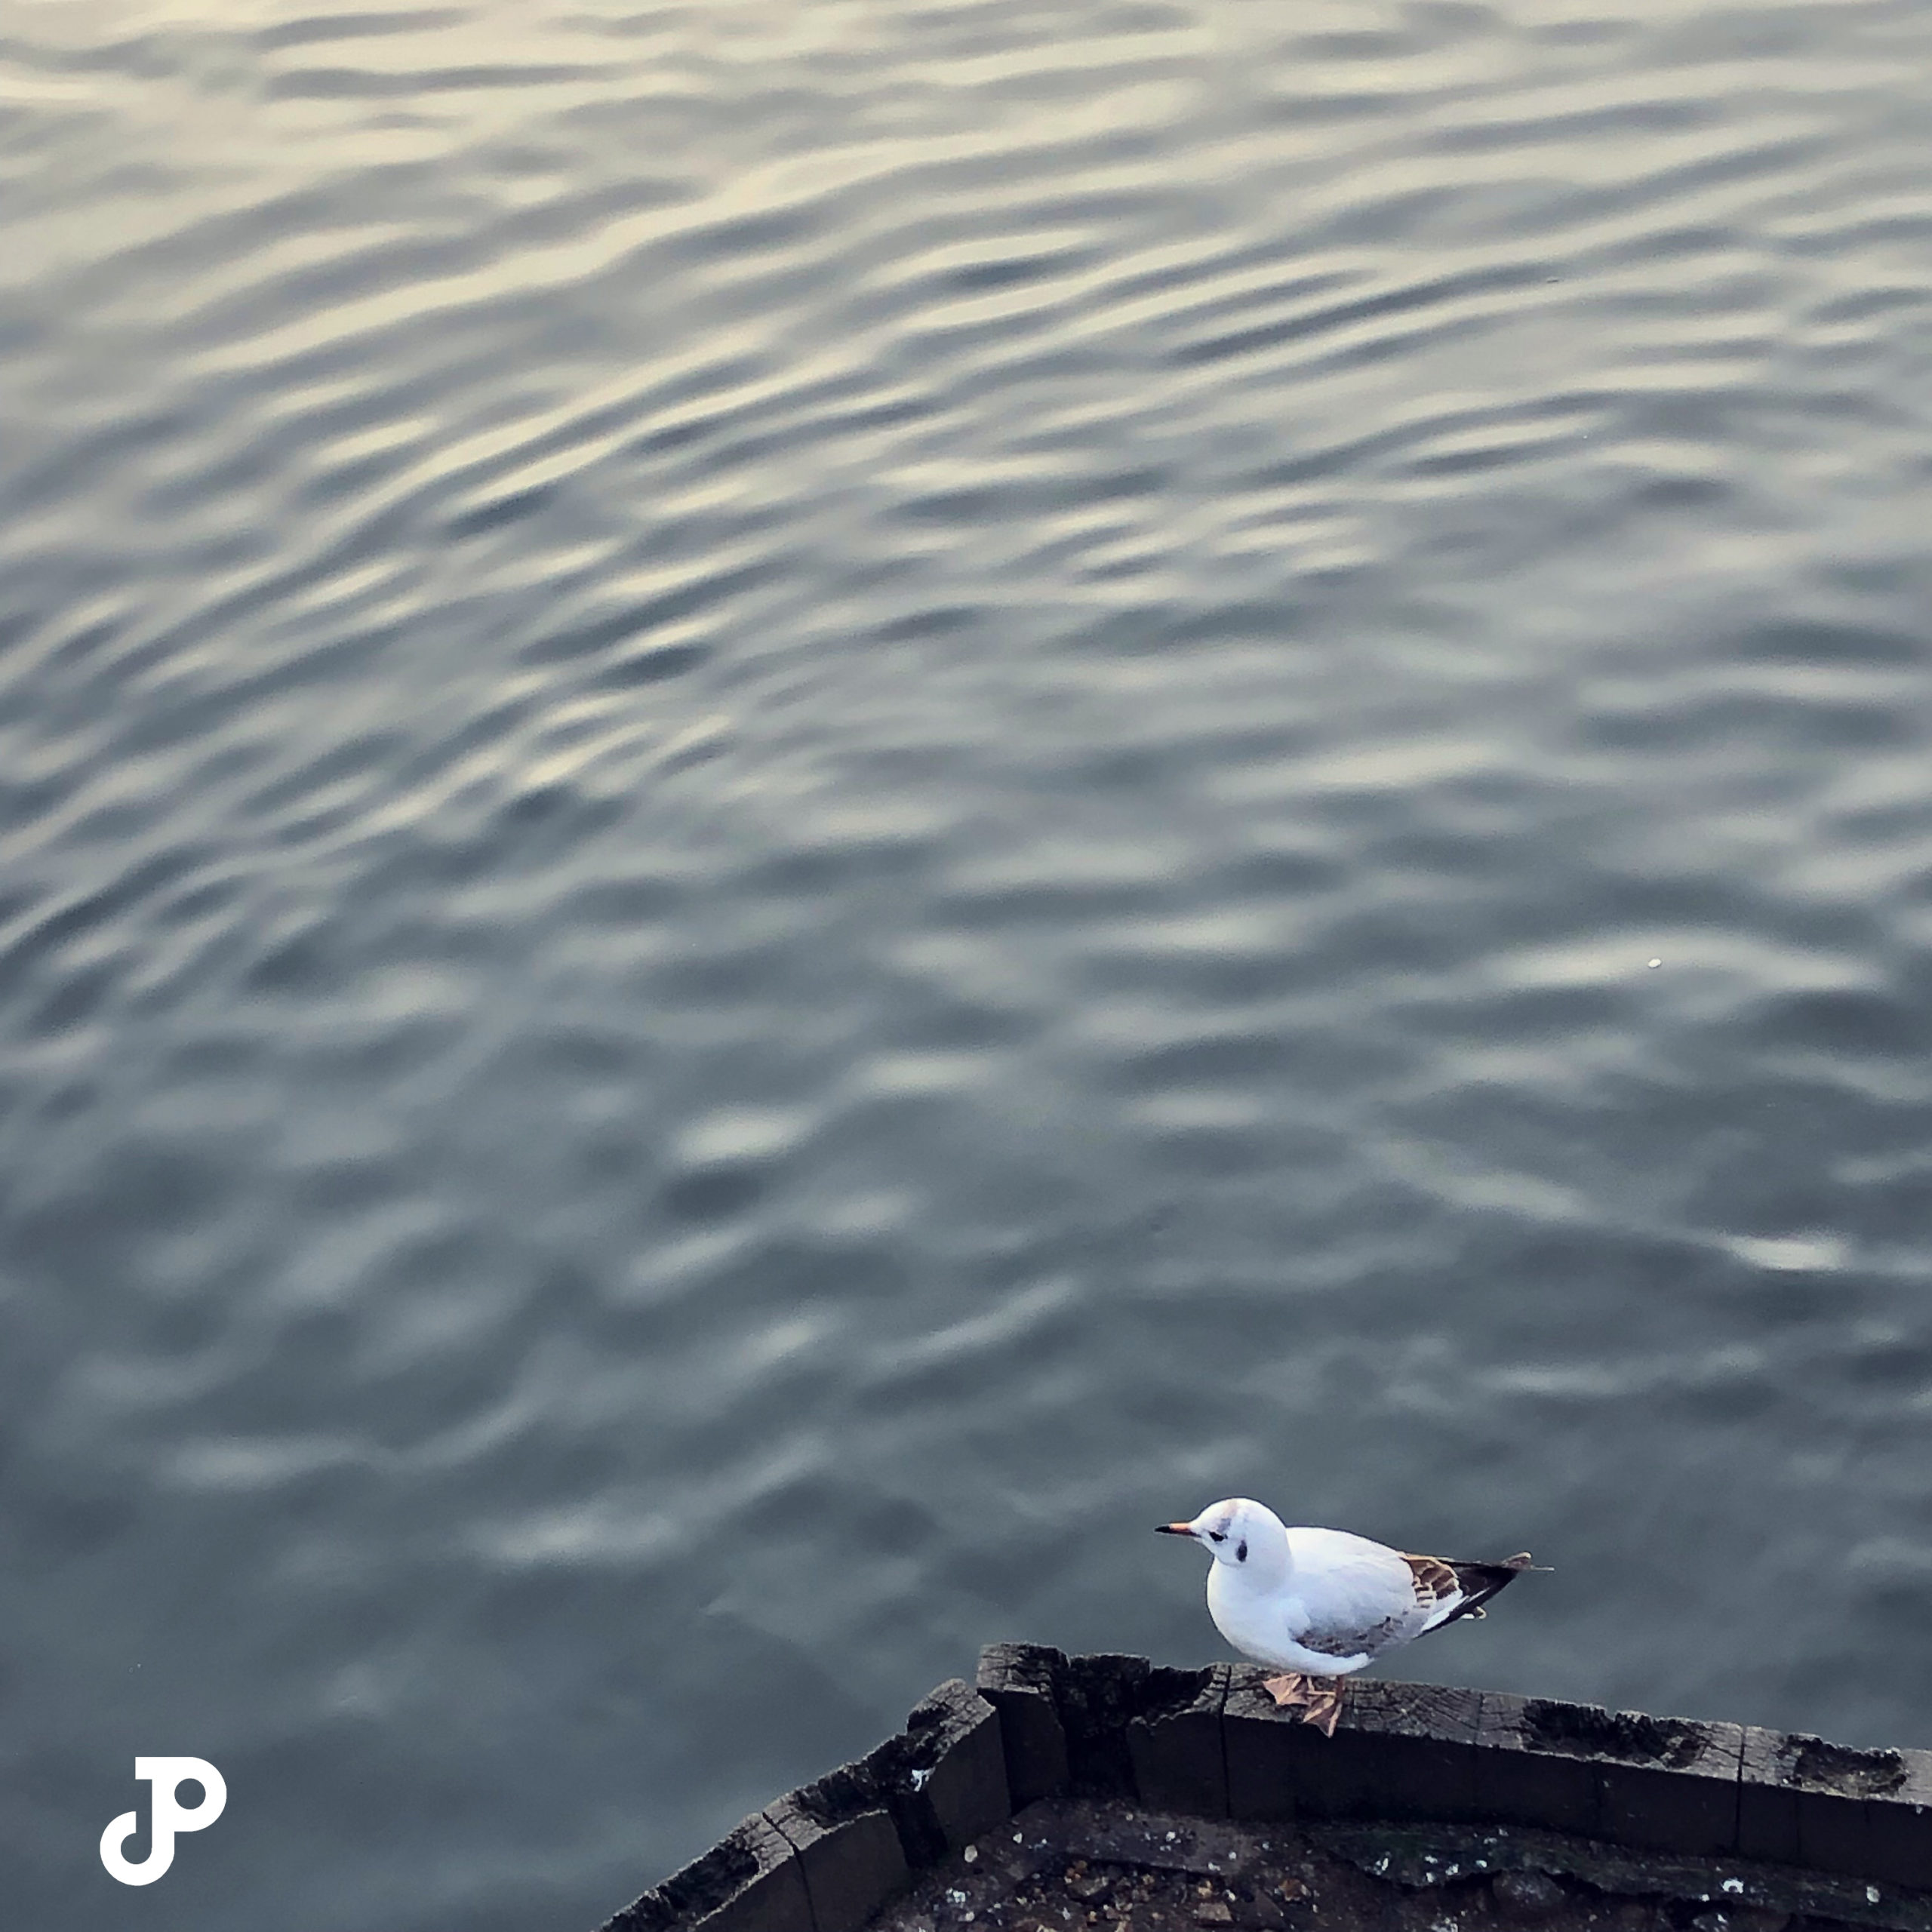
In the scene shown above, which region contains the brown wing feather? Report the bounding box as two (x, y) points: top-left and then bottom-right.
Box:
(1402, 1552), (1459, 1616)
(1407, 1551), (1537, 1630)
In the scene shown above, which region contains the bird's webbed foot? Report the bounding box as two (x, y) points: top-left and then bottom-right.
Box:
(1260, 1672), (1347, 1736)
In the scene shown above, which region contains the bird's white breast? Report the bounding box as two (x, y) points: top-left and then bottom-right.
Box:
(1206, 1562), (1313, 1669)
(1206, 1526), (1436, 1671)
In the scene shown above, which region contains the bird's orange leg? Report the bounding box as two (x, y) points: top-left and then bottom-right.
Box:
(1261, 1672), (1346, 1736)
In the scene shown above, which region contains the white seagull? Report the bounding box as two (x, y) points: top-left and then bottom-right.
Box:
(1157, 1497), (1540, 1734)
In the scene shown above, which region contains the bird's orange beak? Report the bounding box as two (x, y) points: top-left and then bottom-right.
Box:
(1154, 1521), (1195, 1537)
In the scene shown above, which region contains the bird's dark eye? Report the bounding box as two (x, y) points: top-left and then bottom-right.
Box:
(1208, 1531), (1226, 1544)
(1236, 1540), (1248, 1562)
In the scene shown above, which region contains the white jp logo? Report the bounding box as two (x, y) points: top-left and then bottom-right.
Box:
(100, 1758), (227, 1886)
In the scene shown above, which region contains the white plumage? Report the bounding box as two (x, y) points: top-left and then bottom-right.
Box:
(1157, 1497), (1537, 1732)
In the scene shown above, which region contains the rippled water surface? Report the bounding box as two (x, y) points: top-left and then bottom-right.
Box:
(6, 1), (1932, 1926)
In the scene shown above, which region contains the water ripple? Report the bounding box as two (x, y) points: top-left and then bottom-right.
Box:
(6, 2), (1932, 1930)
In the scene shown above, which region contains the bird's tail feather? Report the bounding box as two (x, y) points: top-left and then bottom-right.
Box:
(1434, 1552), (1543, 1629)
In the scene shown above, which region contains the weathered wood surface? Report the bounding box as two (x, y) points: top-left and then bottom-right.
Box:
(595, 1647), (1932, 1932)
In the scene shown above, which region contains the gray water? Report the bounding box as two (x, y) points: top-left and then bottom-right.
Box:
(5, 1), (1932, 1927)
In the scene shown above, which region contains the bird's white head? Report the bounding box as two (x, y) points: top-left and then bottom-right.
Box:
(1154, 1497), (1290, 1576)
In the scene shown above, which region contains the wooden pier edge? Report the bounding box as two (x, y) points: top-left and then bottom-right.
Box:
(595, 1645), (1932, 1932)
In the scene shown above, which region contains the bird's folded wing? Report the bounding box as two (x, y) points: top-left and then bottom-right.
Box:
(1404, 1552), (1461, 1619)
(1284, 1527), (1434, 1654)
(1417, 1552), (1537, 1632)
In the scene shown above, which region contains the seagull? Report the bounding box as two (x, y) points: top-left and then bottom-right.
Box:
(1157, 1497), (1540, 1735)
